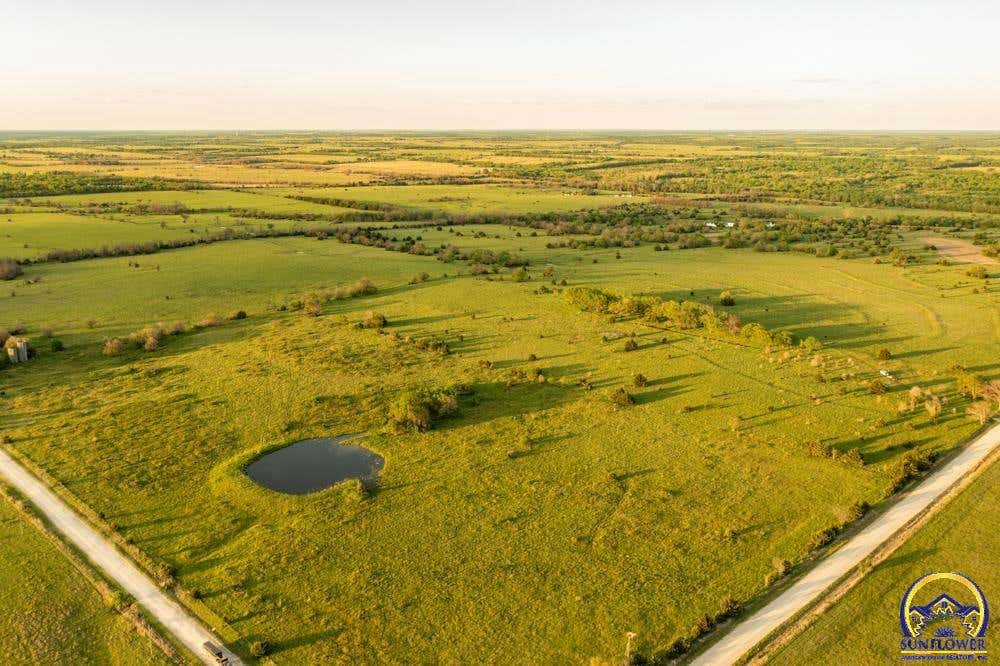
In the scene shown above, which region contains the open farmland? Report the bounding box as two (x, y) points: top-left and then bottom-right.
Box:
(0, 492), (170, 664)
(1, 132), (999, 664)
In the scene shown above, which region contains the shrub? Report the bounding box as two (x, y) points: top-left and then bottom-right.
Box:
(103, 337), (127, 356)
(966, 265), (989, 279)
(511, 266), (529, 282)
(228, 309), (247, 320)
(840, 501), (869, 524)
(50, 339), (64, 352)
(250, 641), (269, 658)
(799, 336), (823, 354)
(891, 451), (936, 491)
(966, 400), (993, 424)
(609, 387), (635, 407)
(388, 388), (459, 432)
(623, 338), (639, 352)
(196, 313), (224, 328)
(332, 277), (377, 300)
(85, 318), (98, 329)
(841, 448), (865, 467)
(359, 311), (388, 329)
(0, 259), (22, 281)
(719, 290), (735, 306)
(717, 596), (742, 620)
(809, 527), (837, 549)
(877, 347), (892, 360)
(127, 323), (168, 351)
(303, 293), (323, 317)
(868, 378), (887, 395)
(632, 373), (648, 388)
(408, 272), (430, 284)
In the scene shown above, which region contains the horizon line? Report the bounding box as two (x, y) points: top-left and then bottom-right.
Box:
(2, 128), (999, 134)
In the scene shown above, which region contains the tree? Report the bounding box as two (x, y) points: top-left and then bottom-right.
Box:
(908, 385), (923, 410)
(799, 336), (823, 354)
(967, 401), (993, 425)
(925, 394), (942, 421)
(956, 371), (984, 398)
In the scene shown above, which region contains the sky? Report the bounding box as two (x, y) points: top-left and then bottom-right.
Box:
(2, 0), (999, 130)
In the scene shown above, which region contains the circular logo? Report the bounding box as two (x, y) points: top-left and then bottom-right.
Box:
(900, 572), (989, 659)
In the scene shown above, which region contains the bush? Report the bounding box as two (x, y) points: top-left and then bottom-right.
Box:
(50, 339), (64, 352)
(408, 272), (430, 284)
(103, 338), (127, 356)
(0, 259), (22, 281)
(388, 388), (459, 432)
(623, 338), (639, 352)
(228, 309), (248, 320)
(511, 266), (529, 282)
(196, 314), (224, 328)
(359, 311), (388, 329)
(966, 265), (989, 279)
(841, 447), (865, 467)
(719, 290), (735, 306)
(303, 293), (323, 317)
(250, 641), (269, 658)
(799, 336), (822, 353)
(609, 387), (635, 407)
(717, 596), (742, 620)
(877, 347), (892, 360)
(332, 277), (377, 300)
(632, 373), (648, 388)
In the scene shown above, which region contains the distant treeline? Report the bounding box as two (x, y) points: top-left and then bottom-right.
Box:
(0, 171), (203, 198)
(14, 226), (336, 265)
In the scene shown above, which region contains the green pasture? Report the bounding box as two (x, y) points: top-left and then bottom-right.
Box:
(1, 236), (992, 662)
(0, 496), (170, 664)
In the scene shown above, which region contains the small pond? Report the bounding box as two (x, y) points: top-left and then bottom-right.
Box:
(245, 435), (383, 495)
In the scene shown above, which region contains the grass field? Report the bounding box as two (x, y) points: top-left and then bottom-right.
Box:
(0, 494), (170, 664)
(1, 132), (998, 663)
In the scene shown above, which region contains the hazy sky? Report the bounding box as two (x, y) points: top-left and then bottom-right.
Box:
(3, 0), (999, 129)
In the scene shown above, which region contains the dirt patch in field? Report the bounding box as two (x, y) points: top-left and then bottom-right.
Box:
(923, 236), (998, 265)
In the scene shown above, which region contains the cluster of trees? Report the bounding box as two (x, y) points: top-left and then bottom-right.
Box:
(595, 150), (1000, 214)
(387, 387), (460, 432)
(0, 172), (200, 198)
(564, 287), (795, 348)
(101, 312), (239, 355)
(291, 278), (378, 315)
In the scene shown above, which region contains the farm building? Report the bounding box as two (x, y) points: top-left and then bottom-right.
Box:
(5, 337), (30, 364)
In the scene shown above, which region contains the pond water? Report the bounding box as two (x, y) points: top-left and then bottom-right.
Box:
(245, 436), (383, 495)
